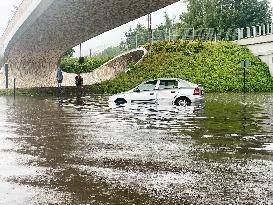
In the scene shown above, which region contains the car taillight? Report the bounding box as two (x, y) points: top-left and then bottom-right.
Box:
(193, 87), (200, 95)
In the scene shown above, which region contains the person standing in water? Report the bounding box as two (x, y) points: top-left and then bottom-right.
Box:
(56, 65), (63, 89)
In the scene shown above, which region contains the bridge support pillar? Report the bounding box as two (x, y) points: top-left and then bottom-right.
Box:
(6, 59), (57, 88)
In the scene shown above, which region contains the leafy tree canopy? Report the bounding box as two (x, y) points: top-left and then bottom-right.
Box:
(181, 0), (272, 30)
(62, 48), (75, 58)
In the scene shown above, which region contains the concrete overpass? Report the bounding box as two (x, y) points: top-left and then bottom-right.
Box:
(0, 0), (178, 88)
(236, 24), (273, 76)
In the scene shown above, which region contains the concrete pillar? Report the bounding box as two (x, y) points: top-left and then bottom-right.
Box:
(268, 55), (273, 77)
(267, 24), (270, 35)
(252, 26), (256, 37)
(262, 24), (266, 36)
(246, 27), (251, 38)
(258, 26), (262, 36)
(240, 28), (244, 39)
(237, 28), (241, 40)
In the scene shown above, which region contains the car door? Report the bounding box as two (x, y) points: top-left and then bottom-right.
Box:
(156, 79), (179, 104)
(130, 80), (158, 103)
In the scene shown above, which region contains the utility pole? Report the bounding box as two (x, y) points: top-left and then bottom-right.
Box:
(147, 13), (152, 45)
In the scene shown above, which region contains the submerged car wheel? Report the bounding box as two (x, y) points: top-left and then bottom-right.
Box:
(114, 98), (127, 105)
(174, 97), (191, 106)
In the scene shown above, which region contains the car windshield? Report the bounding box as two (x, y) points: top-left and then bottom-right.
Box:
(137, 80), (157, 92)
(159, 80), (178, 89)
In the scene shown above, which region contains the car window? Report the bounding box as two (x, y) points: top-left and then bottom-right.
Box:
(179, 80), (192, 87)
(159, 80), (178, 90)
(137, 80), (157, 92)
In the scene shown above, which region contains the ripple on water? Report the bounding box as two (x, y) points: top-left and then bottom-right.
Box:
(0, 94), (272, 204)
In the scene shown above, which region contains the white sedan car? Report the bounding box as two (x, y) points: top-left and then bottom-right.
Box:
(109, 78), (204, 106)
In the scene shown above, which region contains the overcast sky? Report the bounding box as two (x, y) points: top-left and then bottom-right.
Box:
(0, 0), (22, 35)
(1, 0), (273, 55)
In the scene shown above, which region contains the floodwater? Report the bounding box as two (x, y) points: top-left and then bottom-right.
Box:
(0, 93), (273, 205)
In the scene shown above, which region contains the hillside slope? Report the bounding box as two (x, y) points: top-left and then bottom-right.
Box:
(89, 40), (273, 94)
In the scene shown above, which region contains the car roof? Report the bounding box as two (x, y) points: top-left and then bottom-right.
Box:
(145, 78), (181, 81)
(145, 78), (196, 86)
(145, 78), (192, 82)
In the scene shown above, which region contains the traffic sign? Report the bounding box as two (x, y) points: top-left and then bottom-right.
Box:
(241, 60), (250, 68)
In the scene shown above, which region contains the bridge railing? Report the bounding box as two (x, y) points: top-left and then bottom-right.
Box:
(120, 27), (239, 51)
(237, 23), (273, 40)
(121, 23), (273, 50)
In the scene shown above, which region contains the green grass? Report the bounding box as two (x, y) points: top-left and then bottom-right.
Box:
(88, 40), (273, 94)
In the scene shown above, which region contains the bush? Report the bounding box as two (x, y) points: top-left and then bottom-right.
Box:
(60, 56), (112, 73)
(89, 40), (273, 94)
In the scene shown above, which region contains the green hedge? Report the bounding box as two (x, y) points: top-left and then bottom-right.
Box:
(89, 40), (273, 94)
(60, 56), (112, 73)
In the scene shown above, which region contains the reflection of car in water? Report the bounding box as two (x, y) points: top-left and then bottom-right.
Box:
(108, 78), (204, 106)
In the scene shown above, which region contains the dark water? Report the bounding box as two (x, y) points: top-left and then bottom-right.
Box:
(0, 93), (273, 204)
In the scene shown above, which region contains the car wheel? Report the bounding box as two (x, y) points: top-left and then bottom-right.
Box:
(174, 97), (191, 106)
(114, 98), (127, 105)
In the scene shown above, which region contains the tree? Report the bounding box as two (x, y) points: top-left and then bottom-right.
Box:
(96, 46), (124, 57)
(164, 12), (173, 29)
(180, 0), (272, 31)
(62, 48), (75, 58)
(121, 24), (148, 50)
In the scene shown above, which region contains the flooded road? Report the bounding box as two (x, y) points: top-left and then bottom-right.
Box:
(0, 93), (273, 204)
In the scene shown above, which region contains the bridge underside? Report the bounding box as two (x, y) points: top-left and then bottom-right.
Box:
(4, 0), (178, 88)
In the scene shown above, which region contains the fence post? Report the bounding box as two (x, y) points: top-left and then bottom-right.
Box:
(240, 28), (244, 39)
(258, 26), (262, 36)
(237, 28), (241, 40)
(262, 24), (266, 35)
(252, 26), (256, 37)
(266, 24), (270, 35)
(246, 27), (250, 38)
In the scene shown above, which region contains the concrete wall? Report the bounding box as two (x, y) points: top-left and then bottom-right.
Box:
(0, 0), (178, 88)
(236, 35), (273, 76)
(61, 48), (147, 87)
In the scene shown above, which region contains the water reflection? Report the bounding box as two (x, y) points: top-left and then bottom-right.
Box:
(0, 94), (272, 204)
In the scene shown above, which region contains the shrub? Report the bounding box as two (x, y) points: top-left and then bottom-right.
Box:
(89, 40), (273, 94)
(60, 56), (112, 73)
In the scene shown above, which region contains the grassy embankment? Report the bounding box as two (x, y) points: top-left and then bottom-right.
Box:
(88, 40), (273, 94)
(0, 40), (272, 96)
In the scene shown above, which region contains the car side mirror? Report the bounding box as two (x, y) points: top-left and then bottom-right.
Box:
(134, 87), (140, 92)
